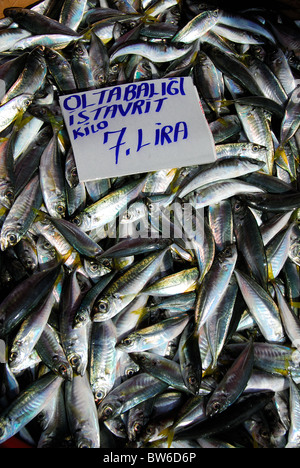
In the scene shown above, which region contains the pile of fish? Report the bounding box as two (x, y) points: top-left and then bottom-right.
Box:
(0, 0), (299, 449)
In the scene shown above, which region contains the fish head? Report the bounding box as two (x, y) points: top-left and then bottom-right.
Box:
(53, 357), (73, 381)
(0, 184), (15, 210)
(117, 332), (143, 353)
(98, 394), (123, 421)
(68, 352), (86, 377)
(8, 342), (26, 369)
(92, 380), (113, 404)
(71, 212), (91, 232)
(93, 294), (121, 322)
(0, 227), (21, 251)
(18, 94), (34, 112)
(120, 200), (148, 224)
(52, 198), (67, 219)
(206, 388), (230, 418)
(83, 258), (112, 282)
(73, 306), (91, 329)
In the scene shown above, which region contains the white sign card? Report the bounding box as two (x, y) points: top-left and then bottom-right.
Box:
(59, 77), (217, 182)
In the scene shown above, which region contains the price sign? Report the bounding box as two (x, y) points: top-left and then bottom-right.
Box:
(59, 77), (216, 181)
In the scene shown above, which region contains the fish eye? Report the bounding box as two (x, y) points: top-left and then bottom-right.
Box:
(211, 401), (221, 412)
(103, 406), (113, 418)
(58, 364), (68, 375)
(90, 263), (99, 272)
(234, 201), (242, 211)
(97, 301), (108, 313)
(9, 351), (18, 362)
(70, 355), (80, 366)
(77, 315), (87, 323)
(5, 190), (14, 200)
(126, 368), (136, 377)
(78, 439), (92, 449)
(188, 375), (196, 385)
(134, 422), (142, 433)
(122, 338), (133, 347)
(96, 73), (104, 82)
(95, 390), (105, 401)
(123, 212), (132, 220)
(252, 145), (260, 152)
(260, 429), (269, 439)
(56, 204), (65, 215)
(72, 216), (82, 226)
(71, 168), (78, 177)
(8, 234), (17, 245)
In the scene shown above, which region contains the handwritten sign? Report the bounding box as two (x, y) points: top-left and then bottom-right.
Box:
(59, 77), (217, 181)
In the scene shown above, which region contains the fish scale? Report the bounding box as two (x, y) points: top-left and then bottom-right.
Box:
(0, 0), (299, 450)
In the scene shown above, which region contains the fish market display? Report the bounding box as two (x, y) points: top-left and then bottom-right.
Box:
(0, 0), (299, 449)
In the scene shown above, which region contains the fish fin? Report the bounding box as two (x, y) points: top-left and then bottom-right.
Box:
(158, 428), (175, 448)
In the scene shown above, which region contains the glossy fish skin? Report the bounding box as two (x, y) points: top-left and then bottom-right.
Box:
(8, 270), (63, 371)
(73, 271), (115, 329)
(110, 41), (194, 64)
(173, 392), (275, 442)
(44, 47), (77, 94)
(37, 384), (69, 449)
(89, 319), (118, 403)
(129, 351), (192, 394)
(65, 372), (100, 448)
(234, 269), (285, 343)
(192, 179), (265, 209)
(0, 372), (63, 444)
(59, 270), (90, 377)
(178, 320), (202, 395)
(206, 341), (254, 417)
(98, 372), (168, 421)
(177, 157), (265, 199)
(280, 85), (300, 146)
(35, 323), (73, 382)
(47, 216), (103, 259)
(1, 46), (47, 106)
(232, 198), (268, 289)
(59, 0), (88, 32)
(142, 267), (199, 296)
(3, 7), (81, 37)
(93, 248), (169, 322)
(72, 178), (146, 232)
(116, 313), (190, 353)
(195, 244), (237, 330)
(0, 264), (62, 338)
(171, 9), (222, 44)
(0, 174), (42, 252)
(39, 132), (66, 219)
(0, 138), (15, 211)
(274, 282), (300, 353)
(0, 93), (33, 134)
